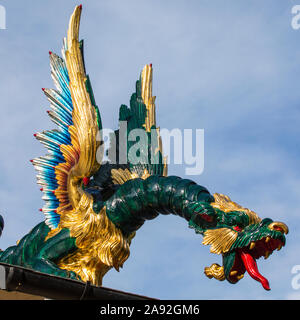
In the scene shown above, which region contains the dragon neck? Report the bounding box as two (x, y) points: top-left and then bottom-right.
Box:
(104, 175), (214, 236)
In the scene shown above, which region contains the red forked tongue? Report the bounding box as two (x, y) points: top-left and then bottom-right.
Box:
(240, 250), (270, 291)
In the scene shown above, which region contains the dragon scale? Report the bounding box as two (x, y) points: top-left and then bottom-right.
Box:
(103, 175), (215, 235)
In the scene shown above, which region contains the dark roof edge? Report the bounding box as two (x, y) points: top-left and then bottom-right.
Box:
(0, 262), (155, 300)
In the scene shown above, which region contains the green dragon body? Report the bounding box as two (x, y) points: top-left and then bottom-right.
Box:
(0, 5), (288, 292)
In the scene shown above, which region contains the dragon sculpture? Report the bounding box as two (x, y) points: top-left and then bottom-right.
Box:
(0, 5), (288, 292)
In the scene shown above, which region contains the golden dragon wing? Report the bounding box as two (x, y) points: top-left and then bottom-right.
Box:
(32, 5), (102, 229)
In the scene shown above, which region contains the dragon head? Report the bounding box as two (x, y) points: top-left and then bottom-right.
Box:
(189, 193), (288, 290)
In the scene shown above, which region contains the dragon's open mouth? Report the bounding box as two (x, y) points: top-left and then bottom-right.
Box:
(228, 237), (284, 290)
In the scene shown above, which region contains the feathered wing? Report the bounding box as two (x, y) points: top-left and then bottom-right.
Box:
(100, 64), (168, 187)
(32, 5), (102, 229)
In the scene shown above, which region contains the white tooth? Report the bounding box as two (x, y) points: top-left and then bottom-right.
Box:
(250, 242), (256, 250)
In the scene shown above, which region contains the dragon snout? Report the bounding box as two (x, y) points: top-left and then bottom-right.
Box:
(268, 221), (289, 235)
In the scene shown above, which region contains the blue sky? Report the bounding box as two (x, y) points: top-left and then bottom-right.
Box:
(0, 0), (299, 299)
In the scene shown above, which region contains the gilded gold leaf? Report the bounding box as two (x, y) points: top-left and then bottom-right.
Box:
(211, 193), (261, 225)
(204, 263), (225, 281)
(202, 228), (237, 254)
